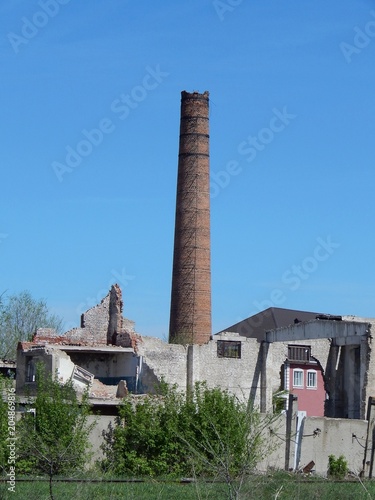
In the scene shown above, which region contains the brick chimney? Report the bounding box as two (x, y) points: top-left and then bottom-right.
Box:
(169, 91), (212, 345)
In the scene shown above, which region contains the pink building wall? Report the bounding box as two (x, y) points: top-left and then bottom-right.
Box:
(288, 362), (326, 417)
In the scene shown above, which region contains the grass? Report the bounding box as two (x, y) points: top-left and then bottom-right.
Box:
(1, 473), (375, 500)
(0, 479), (226, 500)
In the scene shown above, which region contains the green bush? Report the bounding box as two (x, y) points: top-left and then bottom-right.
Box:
(101, 382), (276, 499)
(328, 454), (348, 479)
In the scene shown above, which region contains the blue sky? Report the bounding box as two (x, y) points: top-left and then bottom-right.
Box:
(1, 0), (375, 338)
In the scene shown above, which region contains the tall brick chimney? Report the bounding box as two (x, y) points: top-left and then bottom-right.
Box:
(169, 91), (211, 345)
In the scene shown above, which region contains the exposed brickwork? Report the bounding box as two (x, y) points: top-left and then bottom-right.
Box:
(80, 293), (110, 344)
(169, 91), (212, 345)
(116, 331), (141, 352)
(29, 284), (136, 348)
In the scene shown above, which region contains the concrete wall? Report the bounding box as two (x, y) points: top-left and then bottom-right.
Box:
(136, 333), (335, 411)
(299, 416), (367, 476)
(87, 414), (115, 464)
(10, 406), (368, 476)
(356, 318), (375, 418)
(137, 336), (187, 392)
(79, 294), (110, 344)
(67, 352), (137, 379)
(188, 333), (261, 405)
(55, 351), (75, 382)
(84, 411), (368, 476)
(137, 333), (263, 401)
(256, 412), (367, 476)
(16, 346), (60, 394)
(16, 346), (93, 395)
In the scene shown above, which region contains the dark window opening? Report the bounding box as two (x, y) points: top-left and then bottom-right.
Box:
(217, 341), (241, 359)
(288, 345), (311, 363)
(26, 357), (35, 382)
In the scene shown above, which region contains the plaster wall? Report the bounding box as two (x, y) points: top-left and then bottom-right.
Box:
(67, 352), (137, 379)
(350, 318), (375, 418)
(189, 333), (261, 405)
(55, 353), (75, 382)
(16, 347), (59, 394)
(82, 295), (110, 343)
(83, 412), (368, 476)
(257, 413), (286, 471)
(87, 414), (115, 464)
(299, 416), (367, 476)
(137, 336), (187, 393)
(138, 333), (262, 405)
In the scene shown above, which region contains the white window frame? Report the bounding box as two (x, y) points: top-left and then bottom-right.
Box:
(293, 369), (304, 388)
(306, 369), (317, 389)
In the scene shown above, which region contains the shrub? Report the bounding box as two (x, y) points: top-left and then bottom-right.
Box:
(328, 454), (348, 479)
(101, 382), (277, 498)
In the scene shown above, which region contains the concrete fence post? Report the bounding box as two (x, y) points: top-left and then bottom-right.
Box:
(285, 394), (298, 471)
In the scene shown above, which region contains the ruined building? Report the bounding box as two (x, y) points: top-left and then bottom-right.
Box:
(12, 89), (375, 476)
(16, 284), (142, 406)
(169, 91), (212, 345)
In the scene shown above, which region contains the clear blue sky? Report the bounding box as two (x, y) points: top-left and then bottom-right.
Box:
(1, 0), (375, 338)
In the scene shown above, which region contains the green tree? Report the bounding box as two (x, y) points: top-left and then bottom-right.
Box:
(0, 290), (63, 359)
(180, 384), (277, 499)
(0, 375), (15, 474)
(101, 382), (277, 498)
(101, 382), (188, 476)
(17, 364), (94, 500)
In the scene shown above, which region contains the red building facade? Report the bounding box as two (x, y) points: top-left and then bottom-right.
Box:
(284, 345), (326, 417)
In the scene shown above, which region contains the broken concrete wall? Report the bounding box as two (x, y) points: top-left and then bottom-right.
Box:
(16, 345), (53, 394)
(261, 338), (329, 414)
(137, 333), (268, 405)
(67, 351), (138, 389)
(352, 318), (375, 419)
(107, 283), (123, 344)
(265, 319), (372, 419)
(137, 336), (187, 393)
(55, 350), (76, 383)
(35, 284), (136, 349)
(79, 293), (110, 344)
(16, 346), (72, 394)
(321, 317), (372, 419)
(16, 345), (93, 395)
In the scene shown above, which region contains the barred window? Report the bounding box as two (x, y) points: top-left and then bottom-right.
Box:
(217, 341), (241, 359)
(288, 345), (311, 363)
